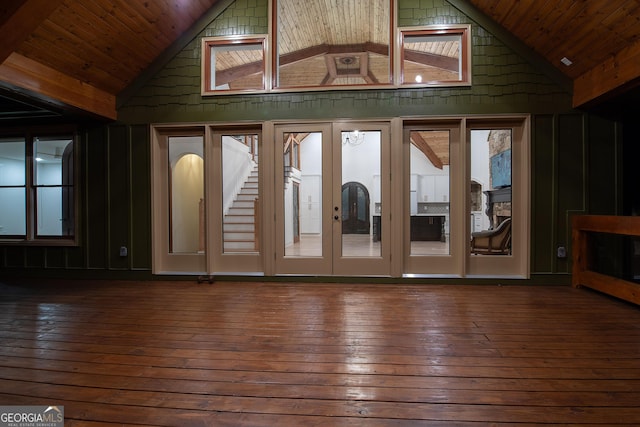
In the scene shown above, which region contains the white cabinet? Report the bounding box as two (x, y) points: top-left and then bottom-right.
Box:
(434, 175), (449, 202)
(420, 175), (435, 201)
(419, 174), (449, 203)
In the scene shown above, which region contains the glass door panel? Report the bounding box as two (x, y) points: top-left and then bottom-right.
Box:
(333, 123), (390, 276)
(469, 129), (512, 256)
(340, 130), (381, 258)
(209, 128), (263, 274)
(275, 122), (390, 276)
(169, 136), (204, 254)
(283, 131), (325, 258)
(467, 119), (529, 278)
(151, 129), (206, 274)
(408, 130), (450, 256)
(221, 133), (260, 254)
(403, 122), (461, 276)
(275, 125), (332, 274)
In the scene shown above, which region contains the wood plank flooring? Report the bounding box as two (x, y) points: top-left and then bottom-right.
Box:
(1, 279), (639, 426)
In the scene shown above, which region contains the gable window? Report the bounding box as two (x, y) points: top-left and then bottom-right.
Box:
(0, 132), (76, 244)
(201, 36), (267, 94)
(273, 0), (393, 90)
(399, 25), (471, 86)
(201, 2), (472, 94)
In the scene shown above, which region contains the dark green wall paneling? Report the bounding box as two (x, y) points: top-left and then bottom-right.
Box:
(85, 127), (109, 270)
(531, 115), (555, 273)
(588, 116), (621, 215)
(107, 125), (130, 270)
(130, 125), (152, 270)
(4, 247), (25, 268)
(66, 245), (85, 270)
(43, 247), (63, 269)
(0, 123), (153, 277)
(556, 114), (587, 273)
(25, 246), (45, 269)
(82, 124), (152, 273)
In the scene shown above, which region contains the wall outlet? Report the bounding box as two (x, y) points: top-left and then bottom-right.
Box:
(557, 246), (566, 258)
(119, 246), (128, 257)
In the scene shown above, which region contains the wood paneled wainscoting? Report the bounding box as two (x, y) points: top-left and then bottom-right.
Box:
(1, 279), (640, 426)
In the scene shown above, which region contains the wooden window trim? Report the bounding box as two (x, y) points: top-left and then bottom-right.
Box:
(399, 25), (472, 87)
(201, 35), (268, 95)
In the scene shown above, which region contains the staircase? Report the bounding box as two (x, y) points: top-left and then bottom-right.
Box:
(223, 167), (258, 252)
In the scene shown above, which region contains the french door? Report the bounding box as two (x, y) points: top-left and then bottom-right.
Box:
(274, 122), (391, 276)
(151, 117), (528, 278)
(206, 126), (263, 274)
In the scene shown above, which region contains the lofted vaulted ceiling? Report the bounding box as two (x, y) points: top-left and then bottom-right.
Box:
(0, 0), (639, 122)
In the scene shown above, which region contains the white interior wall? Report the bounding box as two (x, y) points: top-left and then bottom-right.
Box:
(471, 130), (491, 231)
(222, 136), (254, 215)
(169, 137), (204, 253)
(299, 133), (322, 234)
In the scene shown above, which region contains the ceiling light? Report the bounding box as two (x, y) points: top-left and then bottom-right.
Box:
(560, 57), (573, 66)
(342, 131), (364, 146)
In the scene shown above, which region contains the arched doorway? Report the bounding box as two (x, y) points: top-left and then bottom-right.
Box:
(341, 181), (370, 234)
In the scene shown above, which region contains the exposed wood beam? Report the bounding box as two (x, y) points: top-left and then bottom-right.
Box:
(573, 39), (640, 107)
(411, 132), (443, 170)
(404, 50), (459, 72)
(280, 43), (390, 67)
(215, 61), (263, 87)
(279, 44), (330, 66)
(217, 43), (392, 86)
(0, 53), (116, 120)
(366, 70), (379, 84)
(320, 73), (333, 86)
(0, 0), (65, 64)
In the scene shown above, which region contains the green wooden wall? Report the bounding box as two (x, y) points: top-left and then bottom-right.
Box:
(0, 0), (623, 282)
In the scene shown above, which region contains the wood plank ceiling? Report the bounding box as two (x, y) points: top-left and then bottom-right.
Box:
(465, 0), (640, 107)
(0, 0), (639, 121)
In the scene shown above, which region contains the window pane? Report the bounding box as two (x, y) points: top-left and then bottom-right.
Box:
(169, 136), (204, 254)
(470, 129), (512, 256)
(276, 0), (391, 89)
(34, 137), (72, 184)
(36, 187), (62, 235)
(409, 130), (450, 255)
(284, 132), (322, 257)
(0, 138), (25, 186)
(222, 134), (259, 253)
(341, 130), (381, 257)
(0, 188), (25, 235)
(207, 41), (265, 91)
(0, 138), (26, 236)
(400, 27), (470, 86)
(33, 136), (74, 237)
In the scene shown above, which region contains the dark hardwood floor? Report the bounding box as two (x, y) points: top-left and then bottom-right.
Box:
(1, 279), (639, 426)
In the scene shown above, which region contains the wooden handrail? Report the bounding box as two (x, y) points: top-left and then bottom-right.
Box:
(572, 215), (640, 305)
